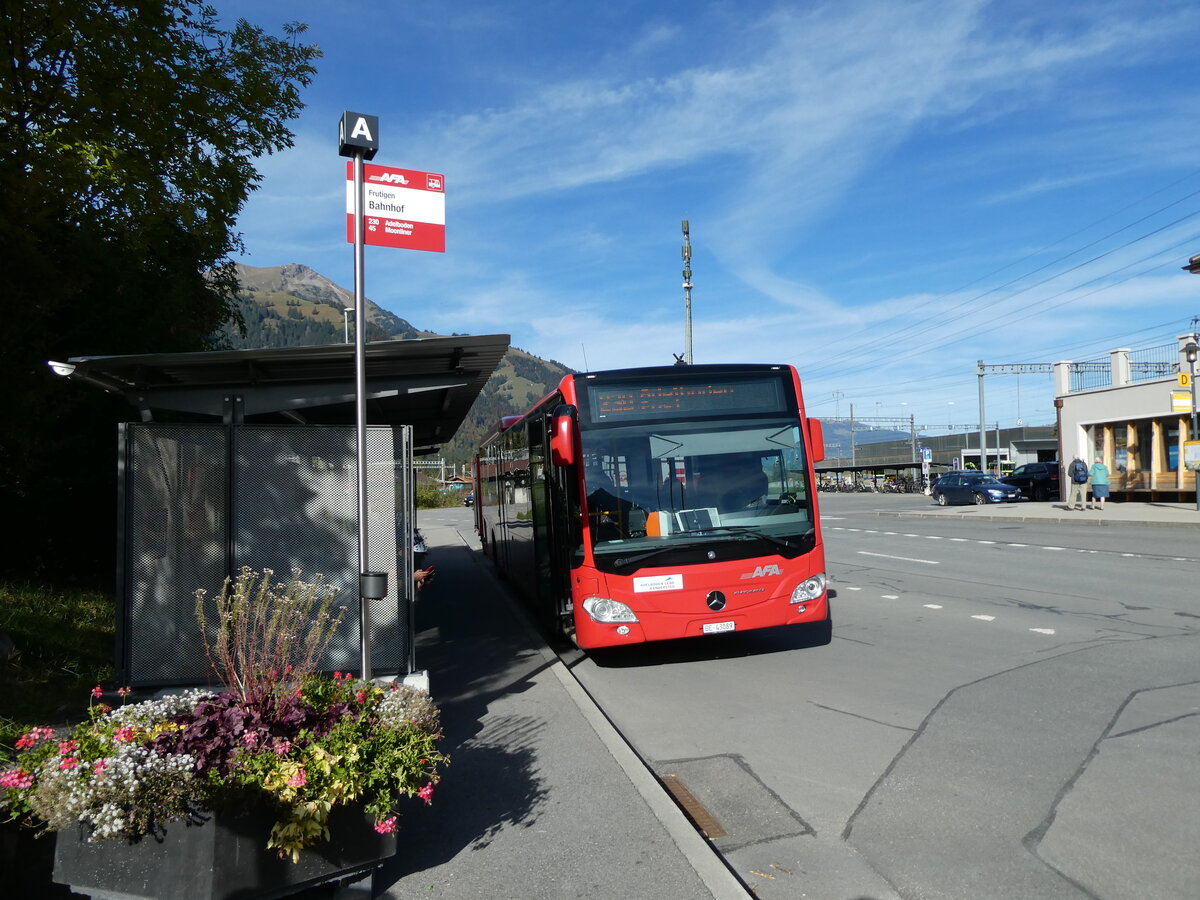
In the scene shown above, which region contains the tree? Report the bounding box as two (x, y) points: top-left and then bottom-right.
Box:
(0, 1), (320, 583)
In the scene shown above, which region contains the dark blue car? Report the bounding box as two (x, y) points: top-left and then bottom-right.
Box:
(931, 471), (1022, 506)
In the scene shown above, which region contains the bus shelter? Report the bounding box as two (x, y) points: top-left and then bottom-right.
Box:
(54, 335), (509, 687)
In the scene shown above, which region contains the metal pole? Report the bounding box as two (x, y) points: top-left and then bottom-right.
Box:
(977, 360), (987, 472)
(682, 220), (693, 364)
(850, 404), (856, 469)
(1191, 346), (1199, 512)
(352, 150), (372, 681)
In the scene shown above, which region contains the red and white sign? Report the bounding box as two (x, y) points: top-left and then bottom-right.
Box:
(346, 162), (445, 252)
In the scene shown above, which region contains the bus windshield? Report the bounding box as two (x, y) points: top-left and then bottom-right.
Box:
(580, 415), (815, 566)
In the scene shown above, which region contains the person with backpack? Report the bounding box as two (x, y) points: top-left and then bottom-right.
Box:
(1067, 456), (1090, 510)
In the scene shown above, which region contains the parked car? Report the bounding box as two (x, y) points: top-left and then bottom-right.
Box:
(463, 491), (474, 507)
(1001, 461), (1060, 501)
(931, 471), (1022, 506)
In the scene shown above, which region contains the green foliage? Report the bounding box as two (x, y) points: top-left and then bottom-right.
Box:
(0, 581), (114, 739)
(414, 483), (461, 509)
(0, 2), (321, 583)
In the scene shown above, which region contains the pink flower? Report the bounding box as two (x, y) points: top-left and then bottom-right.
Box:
(58, 740), (78, 755)
(243, 731), (259, 747)
(91, 685), (104, 699)
(93, 759), (108, 775)
(373, 816), (397, 834)
(59, 757), (79, 771)
(0, 769), (34, 789)
(286, 768), (307, 788)
(417, 781), (435, 805)
(17, 726), (55, 749)
(355, 690), (367, 704)
(273, 739), (292, 756)
(117, 686), (132, 697)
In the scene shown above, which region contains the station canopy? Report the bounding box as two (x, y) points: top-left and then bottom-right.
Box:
(54, 334), (511, 454)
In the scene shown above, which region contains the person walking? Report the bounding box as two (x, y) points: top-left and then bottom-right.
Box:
(1088, 456), (1111, 510)
(1067, 456), (1089, 510)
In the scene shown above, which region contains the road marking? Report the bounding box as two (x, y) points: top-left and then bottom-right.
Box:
(857, 551), (940, 564)
(923, 604), (943, 609)
(972, 615), (996, 621)
(1029, 628), (1056, 635)
(844, 586), (862, 591)
(882, 594), (900, 599)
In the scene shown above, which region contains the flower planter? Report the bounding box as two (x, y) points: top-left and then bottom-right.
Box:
(53, 803), (395, 900)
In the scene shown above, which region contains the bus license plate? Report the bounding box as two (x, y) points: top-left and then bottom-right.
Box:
(703, 621), (735, 634)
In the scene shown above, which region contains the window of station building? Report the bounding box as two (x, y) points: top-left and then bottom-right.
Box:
(1165, 421), (1180, 472)
(1136, 421), (1154, 472)
(1113, 428), (1128, 474)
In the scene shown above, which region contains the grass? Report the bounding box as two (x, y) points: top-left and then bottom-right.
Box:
(0, 581), (115, 754)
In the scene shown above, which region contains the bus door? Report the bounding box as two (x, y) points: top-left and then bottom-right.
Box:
(529, 413), (577, 637)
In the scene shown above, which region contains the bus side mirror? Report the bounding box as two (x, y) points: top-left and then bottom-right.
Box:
(550, 404), (577, 467)
(808, 418), (825, 463)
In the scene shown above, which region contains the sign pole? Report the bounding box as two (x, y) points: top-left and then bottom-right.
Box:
(339, 112), (383, 680)
(351, 148), (373, 681)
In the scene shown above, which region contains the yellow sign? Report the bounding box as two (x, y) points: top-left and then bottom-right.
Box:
(1181, 372), (1192, 388)
(1175, 391), (1193, 413)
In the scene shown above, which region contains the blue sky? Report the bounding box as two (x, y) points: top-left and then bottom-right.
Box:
(220, 0), (1200, 434)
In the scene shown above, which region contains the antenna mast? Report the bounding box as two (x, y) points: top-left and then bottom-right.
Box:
(681, 220), (693, 364)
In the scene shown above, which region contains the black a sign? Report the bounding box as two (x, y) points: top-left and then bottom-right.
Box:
(338, 111), (379, 159)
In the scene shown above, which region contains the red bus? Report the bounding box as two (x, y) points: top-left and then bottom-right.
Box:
(473, 364), (828, 649)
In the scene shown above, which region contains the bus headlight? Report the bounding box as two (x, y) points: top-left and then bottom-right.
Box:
(582, 597), (639, 623)
(790, 573), (826, 605)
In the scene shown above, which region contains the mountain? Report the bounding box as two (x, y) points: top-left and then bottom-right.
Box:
(219, 263), (572, 465)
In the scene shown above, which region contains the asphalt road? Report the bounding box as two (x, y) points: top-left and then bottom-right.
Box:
(566, 493), (1200, 899)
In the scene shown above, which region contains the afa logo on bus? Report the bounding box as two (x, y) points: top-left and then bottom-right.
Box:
(741, 564), (782, 579)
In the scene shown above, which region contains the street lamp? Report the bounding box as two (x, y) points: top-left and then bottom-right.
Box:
(1184, 252), (1200, 510)
(342, 307), (355, 344)
(1186, 338), (1199, 512)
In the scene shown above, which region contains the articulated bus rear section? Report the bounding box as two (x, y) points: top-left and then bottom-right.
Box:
(474, 364), (829, 650)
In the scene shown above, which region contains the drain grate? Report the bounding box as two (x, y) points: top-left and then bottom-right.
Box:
(660, 773), (727, 839)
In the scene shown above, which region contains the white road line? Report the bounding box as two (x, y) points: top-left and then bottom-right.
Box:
(844, 586), (862, 591)
(857, 551), (940, 565)
(923, 604), (943, 609)
(1030, 628), (1056, 635)
(882, 594), (900, 600)
(972, 615), (996, 621)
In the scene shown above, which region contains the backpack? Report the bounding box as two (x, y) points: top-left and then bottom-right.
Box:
(1070, 460), (1088, 483)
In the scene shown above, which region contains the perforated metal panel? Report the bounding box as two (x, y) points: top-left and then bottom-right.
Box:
(119, 424), (412, 687)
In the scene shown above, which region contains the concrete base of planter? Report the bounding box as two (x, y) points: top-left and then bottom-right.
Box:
(53, 804), (395, 900)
